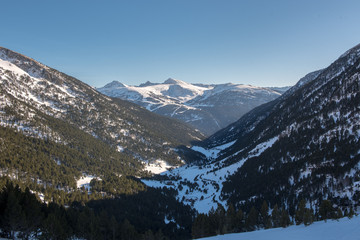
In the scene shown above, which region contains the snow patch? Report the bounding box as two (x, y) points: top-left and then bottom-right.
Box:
(191, 140), (236, 159)
(248, 136), (279, 157)
(144, 160), (177, 174)
(0, 58), (28, 76)
(116, 145), (124, 152)
(76, 175), (101, 191)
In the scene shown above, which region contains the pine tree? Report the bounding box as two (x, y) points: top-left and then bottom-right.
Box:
(110, 215), (118, 240)
(120, 219), (138, 240)
(335, 208), (343, 220)
(192, 213), (209, 239)
(245, 206), (258, 231)
(207, 207), (218, 236)
(319, 199), (334, 221)
(260, 201), (270, 228)
(295, 199), (306, 225)
(2, 185), (26, 239)
(225, 203), (236, 233)
(215, 203), (226, 234)
(143, 229), (155, 240)
(271, 204), (280, 228)
(20, 187), (43, 238)
(235, 209), (244, 232)
(41, 212), (71, 240)
(348, 207), (355, 219)
(303, 208), (314, 226)
(154, 229), (168, 240)
(280, 208), (291, 228)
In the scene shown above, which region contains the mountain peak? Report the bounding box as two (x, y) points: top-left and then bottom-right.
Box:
(102, 80), (126, 88)
(163, 78), (186, 85)
(139, 81), (156, 87)
(99, 78), (283, 135)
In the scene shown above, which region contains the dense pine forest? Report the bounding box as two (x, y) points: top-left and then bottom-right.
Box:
(0, 178), (196, 240)
(191, 199), (355, 239)
(0, 176), (355, 240)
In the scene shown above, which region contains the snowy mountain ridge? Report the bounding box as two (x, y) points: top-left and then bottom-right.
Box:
(143, 43), (360, 215)
(0, 46), (205, 178)
(98, 78), (286, 135)
(0, 47), (207, 239)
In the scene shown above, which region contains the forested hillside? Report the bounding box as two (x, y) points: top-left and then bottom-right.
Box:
(0, 47), (205, 239)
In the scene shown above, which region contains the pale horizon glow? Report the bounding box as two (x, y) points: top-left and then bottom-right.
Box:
(1, 0), (360, 88)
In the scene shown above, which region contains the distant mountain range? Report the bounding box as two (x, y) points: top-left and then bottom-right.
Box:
(98, 79), (289, 135)
(144, 43), (360, 215)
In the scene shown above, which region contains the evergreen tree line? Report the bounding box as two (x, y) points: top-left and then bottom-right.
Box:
(0, 125), (147, 200)
(192, 199), (355, 239)
(0, 181), (195, 240)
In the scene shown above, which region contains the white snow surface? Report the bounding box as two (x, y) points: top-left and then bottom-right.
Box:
(0, 58), (28, 76)
(191, 140), (236, 159)
(142, 135), (281, 213)
(98, 79), (281, 113)
(116, 145), (125, 152)
(199, 215), (360, 240)
(142, 156), (245, 213)
(144, 159), (176, 174)
(76, 175), (101, 191)
(0, 57), (77, 115)
(98, 79), (283, 135)
(248, 136), (279, 157)
(99, 78), (210, 104)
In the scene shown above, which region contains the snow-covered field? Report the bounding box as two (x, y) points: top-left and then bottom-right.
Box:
(199, 216), (360, 240)
(143, 159), (176, 174)
(142, 136), (279, 213)
(142, 155), (246, 213)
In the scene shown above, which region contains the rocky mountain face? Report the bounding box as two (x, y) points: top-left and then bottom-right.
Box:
(98, 79), (286, 135)
(0, 47), (205, 188)
(144, 43), (360, 214)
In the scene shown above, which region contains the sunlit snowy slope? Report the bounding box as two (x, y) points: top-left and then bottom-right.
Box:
(0, 46), (204, 181)
(98, 78), (285, 135)
(199, 216), (360, 240)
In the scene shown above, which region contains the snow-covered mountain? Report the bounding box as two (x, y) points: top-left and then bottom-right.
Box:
(143, 43), (360, 214)
(0, 47), (205, 186)
(98, 79), (286, 135)
(0, 46), (210, 240)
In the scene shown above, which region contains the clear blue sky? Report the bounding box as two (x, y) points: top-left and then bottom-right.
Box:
(2, 0), (360, 87)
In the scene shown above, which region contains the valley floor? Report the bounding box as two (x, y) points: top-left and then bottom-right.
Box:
(198, 215), (360, 240)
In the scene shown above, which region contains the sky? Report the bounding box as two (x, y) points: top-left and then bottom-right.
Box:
(2, 0), (360, 88)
